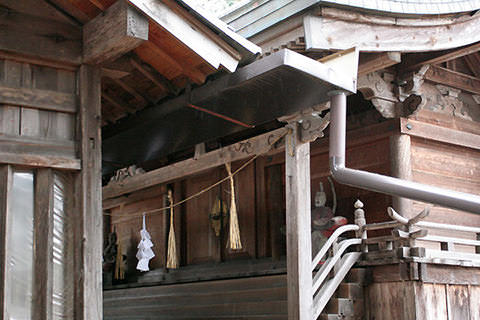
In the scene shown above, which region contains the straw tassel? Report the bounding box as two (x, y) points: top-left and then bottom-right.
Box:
(166, 189), (178, 269)
(225, 163), (242, 250)
(114, 241), (125, 280)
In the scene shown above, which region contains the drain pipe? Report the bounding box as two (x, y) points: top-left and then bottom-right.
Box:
(329, 91), (480, 214)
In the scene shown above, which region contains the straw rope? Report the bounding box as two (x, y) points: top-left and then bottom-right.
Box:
(104, 128), (289, 222)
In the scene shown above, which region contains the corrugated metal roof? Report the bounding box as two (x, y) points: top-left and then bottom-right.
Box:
(223, 0), (480, 38)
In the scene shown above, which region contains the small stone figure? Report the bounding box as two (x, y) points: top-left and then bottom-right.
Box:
(311, 177), (348, 258)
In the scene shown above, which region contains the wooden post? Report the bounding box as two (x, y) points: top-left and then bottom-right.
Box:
(390, 134), (413, 218)
(33, 168), (54, 320)
(0, 165), (11, 317)
(74, 65), (102, 320)
(285, 123), (313, 320)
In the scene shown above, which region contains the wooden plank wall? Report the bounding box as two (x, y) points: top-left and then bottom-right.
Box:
(0, 58), (78, 167)
(108, 122), (394, 274)
(407, 108), (480, 251)
(367, 282), (480, 320)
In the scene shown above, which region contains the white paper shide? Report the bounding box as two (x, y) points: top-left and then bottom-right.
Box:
(136, 214), (155, 271)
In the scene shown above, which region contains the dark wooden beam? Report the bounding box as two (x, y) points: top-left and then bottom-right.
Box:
(0, 151), (80, 169)
(102, 91), (136, 114)
(358, 52), (401, 76)
(83, 0), (148, 64)
(401, 42), (480, 73)
(463, 53), (480, 78)
(0, 8), (81, 65)
(130, 56), (180, 96)
(110, 77), (150, 105)
(424, 65), (480, 95)
(102, 127), (287, 200)
(0, 85), (77, 113)
(101, 67), (130, 79)
(400, 118), (480, 151)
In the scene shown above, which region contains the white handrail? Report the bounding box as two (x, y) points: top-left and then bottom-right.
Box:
(312, 238), (361, 294)
(313, 252), (362, 320)
(311, 224), (359, 271)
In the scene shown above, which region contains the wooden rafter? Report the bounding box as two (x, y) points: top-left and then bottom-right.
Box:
(463, 53), (480, 78)
(401, 42), (480, 72)
(109, 77), (150, 105)
(134, 41), (207, 84)
(102, 91), (136, 114)
(358, 52), (401, 76)
(128, 0), (240, 72)
(424, 65), (480, 95)
(130, 56), (180, 96)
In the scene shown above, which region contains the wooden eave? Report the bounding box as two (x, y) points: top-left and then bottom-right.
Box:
(13, 0), (259, 126)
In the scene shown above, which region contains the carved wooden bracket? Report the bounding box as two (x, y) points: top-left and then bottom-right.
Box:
(279, 102), (331, 143)
(358, 70), (425, 118)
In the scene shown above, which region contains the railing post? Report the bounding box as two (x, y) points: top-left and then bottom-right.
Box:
(285, 123), (313, 320)
(354, 200), (367, 253)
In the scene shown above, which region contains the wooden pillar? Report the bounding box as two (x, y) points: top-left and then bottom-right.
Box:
(390, 134), (413, 218)
(0, 165), (11, 317)
(75, 65), (102, 320)
(33, 168), (54, 320)
(286, 124), (313, 320)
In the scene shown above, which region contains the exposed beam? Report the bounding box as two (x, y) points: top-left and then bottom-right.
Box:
(464, 54), (480, 78)
(83, 0), (148, 64)
(110, 77), (150, 105)
(135, 41), (207, 84)
(0, 152), (80, 169)
(0, 8), (81, 65)
(358, 52), (401, 76)
(400, 118), (480, 151)
(424, 65), (480, 95)
(401, 42), (480, 72)
(88, 0), (107, 10)
(102, 91), (136, 114)
(130, 56), (180, 95)
(0, 85), (77, 113)
(101, 67), (130, 79)
(102, 127), (288, 200)
(128, 0), (240, 72)
(304, 14), (480, 52)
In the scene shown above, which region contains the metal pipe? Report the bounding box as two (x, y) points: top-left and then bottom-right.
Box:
(329, 91), (480, 214)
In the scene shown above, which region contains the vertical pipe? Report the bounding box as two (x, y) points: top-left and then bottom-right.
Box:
(328, 91), (480, 214)
(329, 91), (347, 162)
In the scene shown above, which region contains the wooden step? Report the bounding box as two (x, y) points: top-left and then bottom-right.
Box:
(325, 298), (364, 316)
(104, 300), (288, 318)
(337, 283), (363, 299)
(104, 286), (287, 308)
(104, 274), (287, 300)
(345, 268), (367, 284)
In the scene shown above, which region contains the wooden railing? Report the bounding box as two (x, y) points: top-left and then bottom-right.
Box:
(362, 206), (480, 267)
(311, 200), (480, 319)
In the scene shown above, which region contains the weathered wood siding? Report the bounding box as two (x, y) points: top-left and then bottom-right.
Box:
(367, 282), (480, 320)
(0, 59), (78, 166)
(107, 121), (395, 273)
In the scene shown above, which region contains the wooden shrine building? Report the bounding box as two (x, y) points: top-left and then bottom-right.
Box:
(1, 0), (480, 319)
